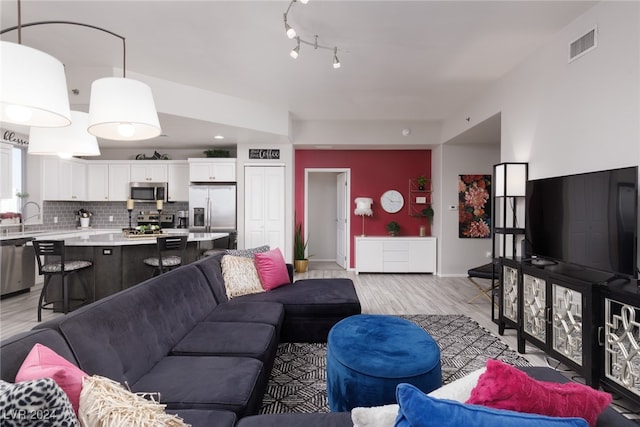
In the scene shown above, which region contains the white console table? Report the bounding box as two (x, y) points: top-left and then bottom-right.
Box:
(355, 236), (436, 274)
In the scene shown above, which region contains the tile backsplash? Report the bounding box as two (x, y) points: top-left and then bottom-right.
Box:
(22, 201), (188, 231)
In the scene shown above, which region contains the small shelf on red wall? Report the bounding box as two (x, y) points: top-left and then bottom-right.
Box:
(409, 178), (432, 217)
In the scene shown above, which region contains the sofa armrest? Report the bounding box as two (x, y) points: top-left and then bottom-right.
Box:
(287, 264), (294, 282)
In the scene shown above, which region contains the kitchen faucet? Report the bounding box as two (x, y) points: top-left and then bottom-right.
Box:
(21, 201), (41, 232)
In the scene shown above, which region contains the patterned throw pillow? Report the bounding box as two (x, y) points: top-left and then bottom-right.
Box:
(79, 375), (187, 427)
(0, 378), (79, 427)
(221, 255), (265, 299)
(226, 245), (270, 258)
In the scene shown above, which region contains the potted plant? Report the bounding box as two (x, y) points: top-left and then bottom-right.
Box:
(386, 221), (400, 236)
(294, 223), (309, 273)
(421, 205), (434, 223)
(416, 175), (428, 190)
(203, 149), (230, 158)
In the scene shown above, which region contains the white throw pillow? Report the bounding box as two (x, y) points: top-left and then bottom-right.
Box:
(221, 254), (265, 299)
(351, 367), (486, 427)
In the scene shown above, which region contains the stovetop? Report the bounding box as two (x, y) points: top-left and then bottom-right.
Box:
(137, 212), (174, 227)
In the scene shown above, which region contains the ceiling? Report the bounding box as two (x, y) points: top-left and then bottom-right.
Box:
(0, 0), (597, 149)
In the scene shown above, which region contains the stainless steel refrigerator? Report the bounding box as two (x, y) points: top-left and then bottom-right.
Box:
(188, 184), (236, 232)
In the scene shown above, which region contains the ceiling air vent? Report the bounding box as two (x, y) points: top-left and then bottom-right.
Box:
(569, 27), (597, 62)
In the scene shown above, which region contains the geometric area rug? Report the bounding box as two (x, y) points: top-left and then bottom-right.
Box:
(259, 314), (531, 414)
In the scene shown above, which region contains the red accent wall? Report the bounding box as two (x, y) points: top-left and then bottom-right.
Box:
(295, 149), (432, 268)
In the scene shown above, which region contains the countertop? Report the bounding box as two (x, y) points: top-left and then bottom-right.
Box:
(62, 231), (228, 246)
(1, 228), (227, 246)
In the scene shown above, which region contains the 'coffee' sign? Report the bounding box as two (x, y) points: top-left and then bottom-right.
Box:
(249, 149), (280, 160)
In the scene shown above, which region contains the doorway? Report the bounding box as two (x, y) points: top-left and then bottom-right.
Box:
(304, 168), (350, 269)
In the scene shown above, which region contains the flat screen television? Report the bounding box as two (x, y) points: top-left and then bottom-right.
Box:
(526, 166), (638, 278)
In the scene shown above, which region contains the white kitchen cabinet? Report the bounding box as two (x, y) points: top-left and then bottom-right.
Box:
(0, 143), (12, 199)
(167, 162), (189, 202)
(86, 163), (110, 201)
(355, 236), (436, 274)
(108, 164), (131, 201)
(188, 158), (236, 182)
(41, 157), (86, 201)
(130, 163), (168, 182)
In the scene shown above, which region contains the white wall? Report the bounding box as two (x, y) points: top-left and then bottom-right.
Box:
(442, 1), (640, 179)
(438, 144), (500, 276)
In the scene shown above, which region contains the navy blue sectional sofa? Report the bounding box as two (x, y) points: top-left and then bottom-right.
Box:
(0, 254), (359, 427)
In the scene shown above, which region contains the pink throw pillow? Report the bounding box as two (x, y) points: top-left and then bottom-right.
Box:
(466, 359), (611, 427)
(254, 248), (291, 291)
(15, 343), (87, 414)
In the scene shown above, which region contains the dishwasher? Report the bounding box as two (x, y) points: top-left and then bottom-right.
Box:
(1, 237), (35, 297)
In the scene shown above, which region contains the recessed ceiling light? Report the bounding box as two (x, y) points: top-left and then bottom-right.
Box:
(214, 135), (224, 140)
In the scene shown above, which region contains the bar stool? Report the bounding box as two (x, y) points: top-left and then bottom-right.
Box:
(143, 235), (188, 276)
(202, 231), (237, 257)
(32, 240), (92, 322)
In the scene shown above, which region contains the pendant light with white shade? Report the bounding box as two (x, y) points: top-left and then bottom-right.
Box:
(0, 0), (161, 143)
(29, 111), (101, 158)
(88, 77), (161, 141)
(0, 41), (71, 128)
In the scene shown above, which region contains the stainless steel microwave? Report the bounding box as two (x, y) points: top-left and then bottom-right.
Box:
(129, 182), (168, 202)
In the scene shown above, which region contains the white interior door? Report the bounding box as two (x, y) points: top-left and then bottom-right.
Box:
(336, 173), (348, 268)
(244, 166), (285, 251)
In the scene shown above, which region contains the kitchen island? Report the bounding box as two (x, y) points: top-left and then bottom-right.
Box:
(39, 230), (227, 305)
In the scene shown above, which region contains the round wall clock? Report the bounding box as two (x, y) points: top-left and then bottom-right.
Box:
(380, 190), (404, 213)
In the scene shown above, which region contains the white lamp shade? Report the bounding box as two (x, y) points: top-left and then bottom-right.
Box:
(29, 111), (100, 157)
(88, 77), (161, 141)
(0, 41), (71, 127)
(354, 197), (373, 216)
(495, 163), (527, 197)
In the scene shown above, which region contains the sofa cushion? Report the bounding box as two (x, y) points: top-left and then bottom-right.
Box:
(193, 253), (229, 303)
(172, 322), (277, 364)
(227, 278), (361, 342)
(467, 359), (611, 427)
(203, 302), (285, 328)
(53, 265), (217, 385)
(221, 255), (265, 299)
(236, 413), (354, 427)
(395, 383), (588, 427)
(130, 356), (264, 416)
(520, 367), (637, 427)
(0, 328), (77, 383)
(169, 409), (237, 427)
(16, 343), (87, 414)
(254, 248), (291, 291)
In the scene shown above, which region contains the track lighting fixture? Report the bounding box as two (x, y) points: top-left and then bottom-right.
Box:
(283, 14), (296, 39)
(283, 0), (341, 69)
(333, 47), (341, 69)
(290, 37), (300, 59)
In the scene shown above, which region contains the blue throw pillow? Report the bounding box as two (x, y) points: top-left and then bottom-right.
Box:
(394, 383), (589, 427)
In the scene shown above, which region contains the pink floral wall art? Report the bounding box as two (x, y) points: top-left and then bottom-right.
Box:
(459, 174), (491, 238)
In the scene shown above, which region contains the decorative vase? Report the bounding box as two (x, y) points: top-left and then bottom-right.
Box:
(80, 217), (90, 228)
(419, 225), (426, 237)
(294, 259), (309, 273)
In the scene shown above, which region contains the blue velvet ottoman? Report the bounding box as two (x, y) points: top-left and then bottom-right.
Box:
(326, 314), (441, 411)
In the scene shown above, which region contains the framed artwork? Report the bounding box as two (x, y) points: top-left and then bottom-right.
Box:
(458, 174), (491, 238)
